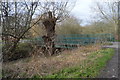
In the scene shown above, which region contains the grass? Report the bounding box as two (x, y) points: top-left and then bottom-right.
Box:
(33, 48), (114, 78)
(102, 42), (113, 45)
(116, 40), (120, 42)
(2, 44), (113, 78)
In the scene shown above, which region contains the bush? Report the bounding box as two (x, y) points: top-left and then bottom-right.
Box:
(3, 43), (33, 62)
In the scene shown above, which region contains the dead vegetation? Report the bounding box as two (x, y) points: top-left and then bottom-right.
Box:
(3, 44), (102, 78)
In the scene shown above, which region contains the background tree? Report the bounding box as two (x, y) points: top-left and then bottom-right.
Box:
(118, 1), (120, 41)
(82, 21), (115, 34)
(92, 0), (119, 39)
(56, 16), (82, 34)
(30, 21), (46, 37)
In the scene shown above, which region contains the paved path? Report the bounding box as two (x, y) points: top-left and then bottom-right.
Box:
(98, 42), (119, 78)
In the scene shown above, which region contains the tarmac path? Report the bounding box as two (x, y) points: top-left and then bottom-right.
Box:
(98, 42), (119, 79)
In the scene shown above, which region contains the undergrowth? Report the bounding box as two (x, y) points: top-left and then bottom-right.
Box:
(32, 48), (114, 78)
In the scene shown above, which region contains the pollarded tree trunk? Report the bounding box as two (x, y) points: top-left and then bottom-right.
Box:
(42, 11), (57, 56)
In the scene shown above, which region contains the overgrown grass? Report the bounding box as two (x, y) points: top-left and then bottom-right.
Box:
(33, 48), (114, 78)
(102, 42), (113, 45)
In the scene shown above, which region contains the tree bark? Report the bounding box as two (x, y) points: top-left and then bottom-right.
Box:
(42, 12), (57, 55)
(42, 21), (56, 55)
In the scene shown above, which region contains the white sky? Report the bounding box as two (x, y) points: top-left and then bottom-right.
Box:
(70, 0), (119, 26)
(71, 0), (94, 26)
(4, 0), (115, 26)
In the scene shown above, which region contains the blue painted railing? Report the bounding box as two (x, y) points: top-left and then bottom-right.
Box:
(31, 33), (115, 48)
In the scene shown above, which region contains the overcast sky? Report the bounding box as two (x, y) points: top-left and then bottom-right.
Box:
(3, 0), (95, 26)
(71, 0), (94, 26)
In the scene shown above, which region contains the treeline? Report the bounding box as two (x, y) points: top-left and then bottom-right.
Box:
(30, 16), (116, 37)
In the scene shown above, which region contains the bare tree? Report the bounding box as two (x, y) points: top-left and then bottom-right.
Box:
(36, 1), (76, 56)
(1, 0), (76, 60)
(92, 0), (119, 38)
(1, 1), (41, 61)
(118, 1), (120, 41)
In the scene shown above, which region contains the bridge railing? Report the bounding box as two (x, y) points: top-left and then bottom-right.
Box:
(29, 33), (115, 48)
